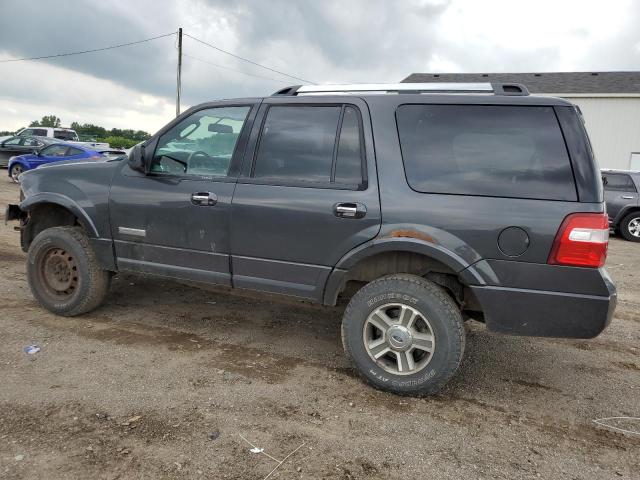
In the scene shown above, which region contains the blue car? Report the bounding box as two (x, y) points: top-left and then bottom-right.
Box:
(8, 142), (104, 183)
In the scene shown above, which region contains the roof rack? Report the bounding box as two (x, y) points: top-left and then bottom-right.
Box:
(272, 82), (530, 96)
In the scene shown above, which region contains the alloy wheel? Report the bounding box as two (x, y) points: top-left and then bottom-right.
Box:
(363, 303), (435, 376)
(10, 165), (23, 183)
(628, 217), (640, 238)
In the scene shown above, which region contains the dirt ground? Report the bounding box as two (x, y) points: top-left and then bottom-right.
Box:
(0, 177), (638, 480)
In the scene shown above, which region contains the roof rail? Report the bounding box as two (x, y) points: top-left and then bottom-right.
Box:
(271, 82), (530, 96)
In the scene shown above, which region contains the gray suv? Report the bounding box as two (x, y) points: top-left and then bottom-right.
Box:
(5, 82), (617, 396)
(602, 169), (640, 241)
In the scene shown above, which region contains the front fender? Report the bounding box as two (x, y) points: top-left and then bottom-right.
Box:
(20, 192), (99, 237)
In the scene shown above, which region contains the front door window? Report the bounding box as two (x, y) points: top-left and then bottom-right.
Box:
(150, 106), (250, 177)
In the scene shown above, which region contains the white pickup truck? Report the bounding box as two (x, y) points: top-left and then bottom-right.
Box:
(15, 127), (110, 150)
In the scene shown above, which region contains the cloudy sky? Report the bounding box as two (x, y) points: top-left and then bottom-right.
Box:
(0, 0), (639, 134)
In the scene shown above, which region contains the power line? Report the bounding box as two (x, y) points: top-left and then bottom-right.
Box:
(183, 33), (314, 84)
(0, 32), (177, 63)
(183, 53), (290, 84)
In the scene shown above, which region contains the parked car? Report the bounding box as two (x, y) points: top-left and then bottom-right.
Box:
(602, 169), (640, 242)
(15, 127), (110, 150)
(8, 142), (104, 183)
(5, 82), (616, 396)
(0, 135), (49, 168)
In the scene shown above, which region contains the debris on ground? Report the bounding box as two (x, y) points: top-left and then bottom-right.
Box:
(23, 345), (40, 355)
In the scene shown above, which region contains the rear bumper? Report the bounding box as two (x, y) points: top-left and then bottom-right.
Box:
(469, 269), (616, 338)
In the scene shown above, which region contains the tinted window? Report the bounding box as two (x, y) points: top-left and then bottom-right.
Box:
(33, 129), (48, 137)
(396, 105), (577, 201)
(254, 106), (341, 182)
(40, 145), (69, 157)
(603, 173), (637, 192)
(334, 106), (364, 185)
(151, 105), (250, 177)
(54, 130), (79, 141)
(22, 138), (41, 147)
(19, 129), (33, 136)
(4, 137), (21, 145)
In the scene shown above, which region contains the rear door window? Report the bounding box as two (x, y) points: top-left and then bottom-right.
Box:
(254, 106), (340, 182)
(252, 105), (365, 188)
(602, 173), (637, 192)
(54, 130), (78, 141)
(334, 106), (364, 186)
(396, 105), (577, 201)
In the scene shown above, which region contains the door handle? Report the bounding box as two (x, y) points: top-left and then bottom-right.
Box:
(334, 202), (367, 219)
(191, 192), (218, 206)
(621, 195), (636, 199)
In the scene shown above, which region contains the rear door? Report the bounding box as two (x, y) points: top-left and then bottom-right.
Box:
(602, 172), (638, 221)
(230, 96), (380, 301)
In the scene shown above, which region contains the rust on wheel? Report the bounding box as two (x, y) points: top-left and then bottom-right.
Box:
(40, 247), (79, 298)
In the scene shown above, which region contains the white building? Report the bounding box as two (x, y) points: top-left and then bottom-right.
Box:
(402, 72), (640, 170)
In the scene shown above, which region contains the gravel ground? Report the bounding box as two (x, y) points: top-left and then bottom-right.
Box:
(0, 177), (638, 480)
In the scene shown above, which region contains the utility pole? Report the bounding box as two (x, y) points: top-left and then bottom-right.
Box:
(176, 27), (182, 117)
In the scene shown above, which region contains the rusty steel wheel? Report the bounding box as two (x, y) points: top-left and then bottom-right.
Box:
(27, 226), (111, 316)
(39, 247), (79, 298)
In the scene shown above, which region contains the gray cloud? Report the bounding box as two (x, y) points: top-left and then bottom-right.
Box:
(0, 0), (639, 131)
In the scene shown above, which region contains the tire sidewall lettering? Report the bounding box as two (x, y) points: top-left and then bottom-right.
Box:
(367, 293), (418, 308)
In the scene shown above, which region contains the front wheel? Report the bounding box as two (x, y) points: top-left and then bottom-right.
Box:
(9, 164), (24, 183)
(27, 226), (111, 316)
(620, 212), (640, 242)
(341, 274), (465, 396)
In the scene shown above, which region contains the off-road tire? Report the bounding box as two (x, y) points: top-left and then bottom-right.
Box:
(620, 212), (640, 242)
(341, 274), (465, 396)
(27, 226), (111, 316)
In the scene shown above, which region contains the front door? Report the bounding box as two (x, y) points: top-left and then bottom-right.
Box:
(109, 103), (256, 284)
(230, 97), (381, 301)
(0, 137), (38, 165)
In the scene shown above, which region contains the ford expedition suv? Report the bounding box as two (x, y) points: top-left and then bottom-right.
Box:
(5, 82), (616, 396)
(601, 169), (640, 242)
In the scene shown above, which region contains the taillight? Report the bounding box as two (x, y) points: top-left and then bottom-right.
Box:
(548, 213), (609, 268)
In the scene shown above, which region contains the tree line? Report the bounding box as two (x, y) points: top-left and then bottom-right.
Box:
(3, 115), (152, 149)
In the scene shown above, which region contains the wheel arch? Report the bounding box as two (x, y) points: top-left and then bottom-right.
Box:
(616, 206), (640, 226)
(21, 193), (99, 239)
(322, 238), (485, 306)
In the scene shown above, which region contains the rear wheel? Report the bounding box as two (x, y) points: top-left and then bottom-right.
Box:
(9, 164), (23, 183)
(341, 274), (465, 396)
(27, 226), (111, 316)
(620, 212), (640, 242)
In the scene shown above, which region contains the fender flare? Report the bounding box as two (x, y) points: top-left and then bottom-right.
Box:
(20, 192), (99, 238)
(322, 237), (487, 305)
(614, 204), (640, 226)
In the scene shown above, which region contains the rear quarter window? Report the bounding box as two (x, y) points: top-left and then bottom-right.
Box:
(396, 104), (577, 201)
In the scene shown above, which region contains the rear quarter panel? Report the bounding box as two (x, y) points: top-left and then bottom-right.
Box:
(365, 95), (604, 283)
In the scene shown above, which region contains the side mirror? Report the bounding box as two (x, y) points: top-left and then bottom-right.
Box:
(128, 143), (146, 173)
